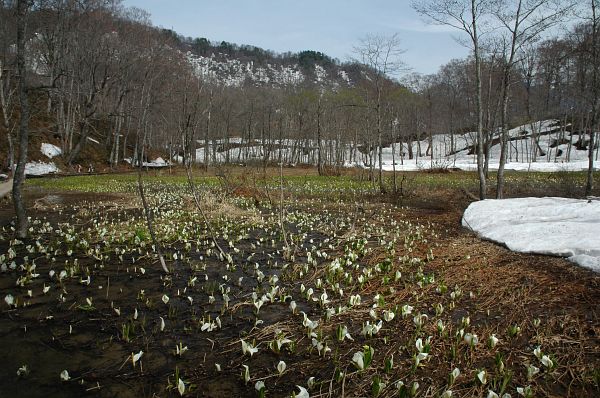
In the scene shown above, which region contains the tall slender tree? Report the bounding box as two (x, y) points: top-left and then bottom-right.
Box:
(12, 0), (31, 238)
(585, 0), (599, 196)
(353, 33), (405, 193)
(413, 0), (491, 199)
(494, 0), (573, 198)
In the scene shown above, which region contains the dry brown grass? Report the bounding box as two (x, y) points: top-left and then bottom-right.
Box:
(183, 189), (261, 224)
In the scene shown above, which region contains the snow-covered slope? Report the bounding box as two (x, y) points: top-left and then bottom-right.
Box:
(381, 120), (597, 172)
(25, 161), (59, 176)
(185, 120), (598, 172)
(41, 143), (62, 159)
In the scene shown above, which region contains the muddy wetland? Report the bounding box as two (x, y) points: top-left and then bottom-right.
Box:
(0, 171), (598, 397)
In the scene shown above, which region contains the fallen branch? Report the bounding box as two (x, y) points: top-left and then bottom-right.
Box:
(137, 168), (169, 274)
(461, 187), (480, 201)
(184, 162), (228, 261)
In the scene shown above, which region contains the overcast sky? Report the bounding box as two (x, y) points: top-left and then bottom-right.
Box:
(123, 0), (471, 75)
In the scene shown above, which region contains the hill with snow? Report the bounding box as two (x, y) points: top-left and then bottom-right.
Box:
(186, 51), (355, 88)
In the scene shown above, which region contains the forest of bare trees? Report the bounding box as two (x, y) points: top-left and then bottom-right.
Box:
(0, 0), (598, 197)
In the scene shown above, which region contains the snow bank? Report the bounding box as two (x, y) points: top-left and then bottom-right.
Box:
(25, 161), (59, 176)
(181, 120), (598, 172)
(376, 120), (598, 172)
(124, 157), (170, 168)
(144, 157), (169, 168)
(41, 143), (62, 159)
(379, 159), (595, 172)
(462, 197), (600, 272)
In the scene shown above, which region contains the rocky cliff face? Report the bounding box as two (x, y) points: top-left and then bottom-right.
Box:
(186, 51), (355, 88)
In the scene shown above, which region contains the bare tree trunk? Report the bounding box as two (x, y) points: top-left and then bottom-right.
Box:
(12, 0), (30, 239)
(317, 95), (323, 175)
(483, 54), (496, 177)
(377, 90), (385, 193)
(135, 79), (168, 274)
(67, 103), (95, 165)
(279, 156), (291, 259)
(496, 3), (522, 199)
(110, 95), (124, 168)
(122, 114), (131, 162)
(204, 89), (213, 170)
(473, 0), (486, 200)
(496, 74), (511, 199)
(588, 130), (597, 196)
(391, 119), (397, 193)
(0, 62), (15, 172)
(586, 0), (599, 197)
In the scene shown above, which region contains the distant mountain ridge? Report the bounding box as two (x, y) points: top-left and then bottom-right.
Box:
(169, 34), (362, 88)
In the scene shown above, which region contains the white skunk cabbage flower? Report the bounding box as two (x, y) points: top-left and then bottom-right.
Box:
(277, 360), (286, 375)
(177, 378), (185, 396)
(60, 370), (70, 381)
(294, 385), (310, 398)
(4, 294), (14, 307)
(477, 370), (487, 385)
(131, 350), (143, 367)
(241, 339), (258, 356)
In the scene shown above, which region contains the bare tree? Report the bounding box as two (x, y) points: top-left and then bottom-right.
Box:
(12, 0), (31, 238)
(493, 0), (574, 198)
(0, 59), (15, 172)
(354, 33), (405, 193)
(583, 0), (599, 196)
(0, 2), (16, 173)
(134, 66), (169, 273)
(413, 0), (491, 199)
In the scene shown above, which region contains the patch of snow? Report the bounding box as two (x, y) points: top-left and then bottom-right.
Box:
(25, 161), (59, 176)
(176, 120), (597, 172)
(338, 70), (351, 84)
(144, 157), (169, 167)
(124, 157), (170, 168)
(462, 197), (600, 272)
(314, 65), (327, 83)
(378, 159), (595, 172)
(362, 119), (598, 172)
(41, 143), (62, 159)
